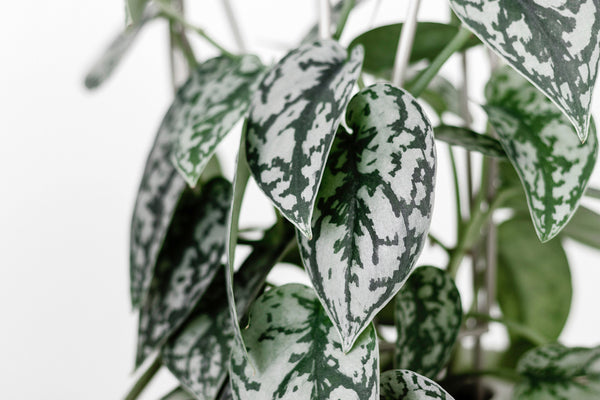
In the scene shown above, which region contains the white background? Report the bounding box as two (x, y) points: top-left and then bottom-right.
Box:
(1, 1), (599, 399)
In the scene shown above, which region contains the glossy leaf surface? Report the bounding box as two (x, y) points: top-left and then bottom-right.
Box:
(395, 266), (462, 378)
(380, 370), (455, 400)
(298, 83), (436, 351)
(229, 284), (379, 400)
(246, 40), (363, 237)
(485, 66), (598, 242)
(349, 22), (480, 80)
(497, 218), (572, 343)
(434, 125), (505, 158)
(136, 178), (231, 366)
(171, 56), (265, 187)
(514, 344), (600, 399)
(450, 0), (600, 141)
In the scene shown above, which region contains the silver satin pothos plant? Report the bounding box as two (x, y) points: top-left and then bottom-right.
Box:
(86, 0), (600, 399)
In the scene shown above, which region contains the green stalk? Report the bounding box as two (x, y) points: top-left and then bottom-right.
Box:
(408, 27), (472, 97)
(122, 354), (161, 400)
(467, 312), (547, 347)
(448, 146), (463, 237)
(333, 0), (355, 40)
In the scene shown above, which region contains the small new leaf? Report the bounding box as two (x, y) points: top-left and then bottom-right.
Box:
(229, 284), (379, 400)
(395, 266), (462, 378)
(298, 83), (436, 352)
(485, 66), (598, 242)
(514, 344), (600, 399)
(380, 370), (455, 400)
(171, 56), (265, 187)
(136, 178), (231, 366)
(450, 0), (600, 141)
(246, 40), (364, 238)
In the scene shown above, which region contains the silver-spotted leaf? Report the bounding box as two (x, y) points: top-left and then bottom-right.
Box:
(171, 56), (265, 187)
(135, 178), (232, 366)
(497, 218), (572, 343)
(395, 266), (462, 378)
(434, 125), (506, 158)
(246, 40), (364, 238)
(298, 83), (436, 352)
(514, 344), (600, 399)
(380, 370), (455, 400)
(450, 0), (600, 141)
(485, 66), (598, 242)
(85, 7), (156, 89)
(163, 222), (295, 400)
(229, 284), (379, 400)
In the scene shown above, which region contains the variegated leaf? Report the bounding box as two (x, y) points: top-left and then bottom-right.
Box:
(450, 0), (600, 141)
(229, 284), (379, 400)
(85, 7), (156, 89)
(136, 178), (232, 366)
(514, 344), (600, 399)
(219, 385), (233, 400)
(163, 222), (295, 400)
(298, 83), (436, 352)
(246, 40), (364, 238)
(395, 266), (462, 378)
(485, 66), (598, 242)
(434, 125), (506, 158)
(171, 56), (265, 187)
(380, 370), (455, 400)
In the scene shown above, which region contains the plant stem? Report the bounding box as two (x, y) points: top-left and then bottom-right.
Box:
(448, 146), (463, 237)
(392, 0), (421, 87)
(428, 233), (450, 253)
(332, 0), (355, 40)
(157, 2), (237, 59)
(408, 27), (472, 97)
(586, 186), (600, 199)
(467, 312), (547, 347)
(222, 0), (247, 52)
(122, 353), (162, 400)
(319, 0), (332, 40)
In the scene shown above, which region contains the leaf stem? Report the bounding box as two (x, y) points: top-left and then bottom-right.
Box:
(466, 312), (547, 347)
(156, 2), (237, 59)
(428, 233), (451, 253)
(392, 0), (421, 87)
(448, 146), (463, 237)
(586, 186), (600, 199)
(408, 27), (472, 97)
(319, 0), (332, 40)
(333, 0), (355, 40)
(222, 0), (247, 52)
(122, 353), (161, 400)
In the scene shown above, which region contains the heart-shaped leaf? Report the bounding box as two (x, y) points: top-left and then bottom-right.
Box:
(514, 344), (600, 399)
(135, 178), (231, 366)
(163, 222), (295, 400)
(395, 266), (462, 378)
(246, 40), (364, 238)
(298, 83), (436, 352)
(380, 370), (455, 400)
(229, 284), (379, 400)
(434, 125), (506, 158)
(497, 218), (572, 344)
(170, 56), (265, 187)
(450, 0), (600, 141)
(563, 205), (600, 249)
(349, 22), (480, 80)
(485, 66), (598, 242)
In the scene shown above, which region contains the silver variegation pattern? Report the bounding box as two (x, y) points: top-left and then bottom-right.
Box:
(395, 266), (462, 378)
(298, 83), (436, 352)
(246, 40), (364, 238)
(171, 56), (265, 187)
(450, 0), (600, 141)
(380, 370), (455, 400)
(135, 178), (231, 366)
(485, 67), (598, 242)
(514, 344), (600, 399)
(229, 284), (379, 400)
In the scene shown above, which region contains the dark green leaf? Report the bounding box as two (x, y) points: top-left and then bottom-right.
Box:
(349, 22), (480, 80)
(380, 370), (455, 400)
(485, 66), (598, 242)
(136, 178), (232, 366)
(562, 205), (600, 249)
(171, 56), (265, 187)
(434, 125), (506, 158)
(246, 40), (363, 238)
(229, 284), (379, 400)
(514, 344), (600, 399)
(395, 266), (462, 378)
(497, 218), (572, 343)
(417, 75), (462, 118)
(450, 0), (600, 141)
(298, 83), (436, 352)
